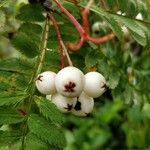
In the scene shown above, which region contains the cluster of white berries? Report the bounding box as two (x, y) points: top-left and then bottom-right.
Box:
(35, 66), (106, 117)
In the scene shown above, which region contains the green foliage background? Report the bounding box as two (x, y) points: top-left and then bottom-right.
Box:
(0, 0), (150, 149)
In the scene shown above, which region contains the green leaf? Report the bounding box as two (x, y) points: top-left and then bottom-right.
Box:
(0, 0), (10, 7)
(104, 16), (123, 40)
(28, 114), (66, 148)
(127, 106), (142, 126)
(0, 91), (26, 107)
(19, 23), (42, 35)
(114, 17), (142, 36)
(16, 4), (45, 22)
(63, 1), (80, 18)
(0, 58), (34, 74)
(117, 0), (127, 12)
(129, 29), (147, 46)
(0, 10), (5, 29)
(112, 15), (147, 46)
(96, 100), (124, 123)
(0, 107), (25, 124)
(142, 103), (150, 119)
(0, 130), (21, 147)
(25, 133), (50, 150)
(108, 69), (120, 89)
(85, 49), (101, 67)
(97, 58), (110, 79)
(0, 70), (29, 92)
(44, 51), (60, 72)
(48, 23), (78, 45)
(34, 96), (63, 124)
(12, 32), (39, 58)
(25, 133), (62, 150)
(19, 23), (42, 44)
(83, 4), (150, 46)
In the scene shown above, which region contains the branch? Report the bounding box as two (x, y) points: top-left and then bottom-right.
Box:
(53, 0), (115, 51)
(68, 0), (115, 50)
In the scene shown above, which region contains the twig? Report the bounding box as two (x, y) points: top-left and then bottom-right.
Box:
(53, 0), (115, 51)
(87, 33), (115, 43)
(60, 40), (73, 66)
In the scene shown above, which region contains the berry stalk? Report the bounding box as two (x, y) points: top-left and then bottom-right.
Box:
(48, 12), (65, 68)
(48, 12), (73, 66)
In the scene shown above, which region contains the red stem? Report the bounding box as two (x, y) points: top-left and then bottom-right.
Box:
(81, 0), (93, 34)
(48, 12), (65, 68)
(86, 33), (115, 43)
(53, 0), (85, 36)
(52, 0), (115, 51)
(68, 36), (85, 50)
(81, 9), (89, 34)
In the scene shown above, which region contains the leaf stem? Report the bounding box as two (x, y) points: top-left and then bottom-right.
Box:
(20, 14), (50, 150)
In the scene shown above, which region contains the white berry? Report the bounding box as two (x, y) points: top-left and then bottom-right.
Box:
(92, 22), (101, 34)
(35, 71), (56, 95)
(55, 66), (85, 98)
(72, 92), (94, 117)
(51, 93), (77, 113)
(84, 72), (106, 98)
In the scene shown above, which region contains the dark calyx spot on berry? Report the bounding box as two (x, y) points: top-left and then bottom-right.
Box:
(101, 83), (107, 91)
(64, 81), (76, 92)
(74, 100), (81, 111)
(64, 104), (73, 111)
(37, 75), (43, 81)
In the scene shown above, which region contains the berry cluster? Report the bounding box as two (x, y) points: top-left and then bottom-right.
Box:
(35, 66), (106, 117)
